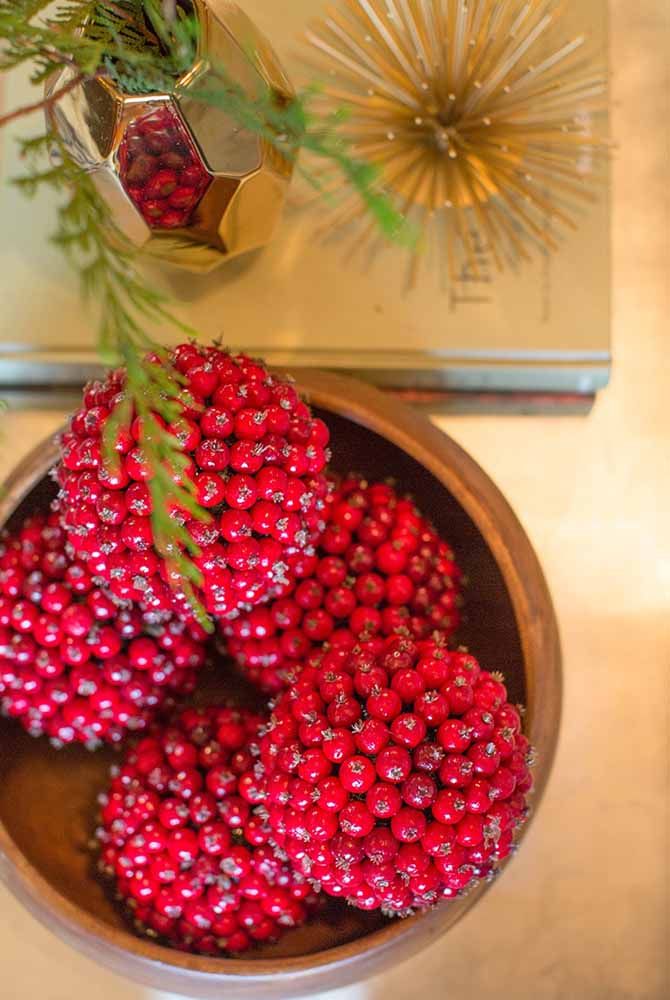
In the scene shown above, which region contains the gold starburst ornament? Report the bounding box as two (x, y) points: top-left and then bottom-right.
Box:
(303, 0), (608, 282)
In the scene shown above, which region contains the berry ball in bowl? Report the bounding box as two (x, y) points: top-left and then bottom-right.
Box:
(0, 511), (207, 747)
(56, 345), (331, 624)
(222, 475), (463, 695)
(256, 635), (534, 915)
(0, 371), (560, 998)
(96, 705), (319, 955)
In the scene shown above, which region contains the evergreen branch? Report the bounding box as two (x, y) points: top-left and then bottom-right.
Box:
(100, 2), (160, 45)
(0, 2), (185, 82)
(0, 71), (86, 128)
(16, 133), (213, 630)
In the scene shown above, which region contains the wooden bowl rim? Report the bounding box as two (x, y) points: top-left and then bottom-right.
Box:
(0, 370), (562, 984)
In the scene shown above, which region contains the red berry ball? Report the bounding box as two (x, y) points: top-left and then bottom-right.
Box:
(57, 347), (331, 624)
(255, 636), (534, 915)
(224, 476), (463, 693)
(0, 512), (207, 747)
(96, 706), (318, 955)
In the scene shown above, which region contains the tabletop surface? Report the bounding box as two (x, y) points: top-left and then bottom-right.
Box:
(0, 2), (668, 999)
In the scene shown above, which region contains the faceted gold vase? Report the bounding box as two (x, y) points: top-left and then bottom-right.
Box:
(47, 0), (295, 272)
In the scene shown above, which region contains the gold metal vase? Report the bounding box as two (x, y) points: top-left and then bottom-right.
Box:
(47, 0), (295, 273)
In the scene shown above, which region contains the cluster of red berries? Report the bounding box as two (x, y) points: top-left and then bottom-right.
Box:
(256, 636), (533, 915)
(118, 107), (211, 230)
(0, 512), (207, 746)
(97, 706), (318, 954)
(57, 345), (331, 621)
(224, 476), (462, 693)
(0, 343), (535, 953)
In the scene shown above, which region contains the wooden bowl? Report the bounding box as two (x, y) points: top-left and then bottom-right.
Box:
(0, 372), (561, 998)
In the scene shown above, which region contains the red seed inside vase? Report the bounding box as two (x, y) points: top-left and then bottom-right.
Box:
(118, 106), (211, 230)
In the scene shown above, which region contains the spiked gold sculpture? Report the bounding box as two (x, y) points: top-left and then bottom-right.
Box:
(303, 0), (607, 281)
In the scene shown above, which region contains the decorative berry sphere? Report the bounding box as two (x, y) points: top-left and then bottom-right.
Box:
(97, 706), (318, 955)
(223, 477), (462, 693)
(256, 636), (533, 915)
(0, 512), (207, 747)
(57, 345), (331, 624)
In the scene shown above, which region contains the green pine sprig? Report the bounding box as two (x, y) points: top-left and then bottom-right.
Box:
(16, 130), (214, 630)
